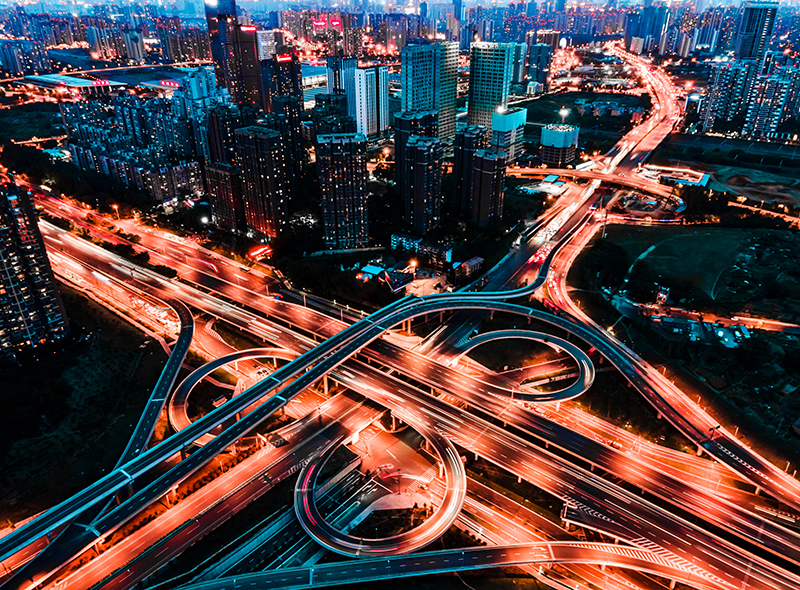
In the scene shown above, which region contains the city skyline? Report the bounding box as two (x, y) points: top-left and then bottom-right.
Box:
(1, 2), (800, 590)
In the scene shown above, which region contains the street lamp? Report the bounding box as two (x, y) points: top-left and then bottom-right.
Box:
(112, 204), (120, 221)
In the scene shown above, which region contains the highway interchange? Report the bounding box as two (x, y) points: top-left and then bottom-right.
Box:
(2, 42), (800, 590)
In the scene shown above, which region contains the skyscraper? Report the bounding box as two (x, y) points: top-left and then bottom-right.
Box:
(354, 66), (389, 138)
(260, 48), (302, 112)
(0, 183), (68, 361)
(467, 42), (514, 137)
(317, 133), (369, 250)
(453, 125), (487, 211)
(734, 1), (778, 61)
(405, 135), (443, 234)
(400, 42), (458, 141)
(528, 43), (552, 86)
(235, 126), (289, 237)
(510, 42), (528, 85)
(470, 150), (506, 226)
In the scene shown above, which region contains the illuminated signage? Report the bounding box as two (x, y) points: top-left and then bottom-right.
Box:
(276, 54), (293, 63)
(312, 19), (327, 26)
(160, 80), (180, 87)
(241, 25), (257, 31)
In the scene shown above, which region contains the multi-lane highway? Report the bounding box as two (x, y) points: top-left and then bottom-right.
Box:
(6, 42), (800, 590)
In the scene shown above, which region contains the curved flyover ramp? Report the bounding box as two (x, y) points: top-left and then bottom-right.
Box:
(169, 347), (300, 446)
(295, 420), (467, 556)
(453, 330), (595, 402)
(174, 541), (730, 590)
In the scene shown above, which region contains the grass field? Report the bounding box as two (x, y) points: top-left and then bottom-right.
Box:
(0, 285), (167, 523)
(603, 225), (748, 301)
(0, 102), (63, 142)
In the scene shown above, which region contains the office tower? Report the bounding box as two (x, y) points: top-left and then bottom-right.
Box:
(492, 107), (526, 162)
(205, 0), (236, 89)
(235, 126), (289, 238)
(261, 48), (302, 111)
(734, 1), (778, 61)
(311, 93), (355, 139)
(526, 1), (537, 16)
(354, 66), (389, 138)
(510, 42), (528, 85)
(453, 125), (487, 211)
(700, 60), (755, 132)
(528, 43), (552, 85)
(467, 42), (514, 136)
(206, 162), (244, 230)
(326, 56), (358, 118)
(420, 2), (428, 18)
(317, 134), (369, 250)
(401, 42), (458, 141)
(394, 111), (439, 221)
(469, 149), (506, 226)
(232, 24), (262, 105)
(0, 183), (68, 361)
(540, 124), (578, 167)
(742, 73), (792, 137)
(454, 0), (463, 22)
(206, 103), (262, 164)
(204, 0), (261, 105)
(405, 135), (443, 233)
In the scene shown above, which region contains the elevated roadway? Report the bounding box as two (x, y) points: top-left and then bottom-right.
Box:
(174, 542), (729, 590)
(294, 425), (465, 557)
(451, 329), (594, 402)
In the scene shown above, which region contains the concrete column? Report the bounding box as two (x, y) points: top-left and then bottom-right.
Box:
(697, 446), (703, 457)
(324, 375), (329, 395)
(392, 414), (397, 430)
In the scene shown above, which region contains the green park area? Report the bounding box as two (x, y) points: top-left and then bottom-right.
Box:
(0, 101), (63, 143)
(569, 225), (800, 467)
(0, 285), (167, 524)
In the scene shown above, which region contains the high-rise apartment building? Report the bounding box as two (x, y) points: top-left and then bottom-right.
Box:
(0, 183), (68, 361)
(400, 42), (458, 141)
(743, 73), (792, 137)
(206, 162), (244, 231)
(354, 66), (389, 138)
(317, 133), (369, 250)
(405, 135), (443, 234)
(734, 1), (778, 61)
(467, 42), (514, 137)
(206, 103), (262, 164)
(234, 126), (289, 238)
(453, 125), (487, 212)
(470, 149), (506, 226)
(394, 110), (439, 223)
(700, 60), (755, 132)
(326, 56), (358, 117)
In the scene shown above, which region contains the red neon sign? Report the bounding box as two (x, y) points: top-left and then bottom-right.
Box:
(312, 19), (327, 26)
(240, 25), (256, 31)
(276, 54), (293, 63)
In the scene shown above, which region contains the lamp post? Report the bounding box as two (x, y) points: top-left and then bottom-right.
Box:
(112, 204), (120, 221)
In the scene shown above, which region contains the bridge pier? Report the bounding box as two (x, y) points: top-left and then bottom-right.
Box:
(323, 375), (329, 395)
(697, 445), (703, 457)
